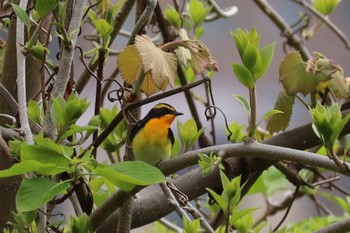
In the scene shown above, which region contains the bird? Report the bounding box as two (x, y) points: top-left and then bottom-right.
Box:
(130, 103), (183, 165)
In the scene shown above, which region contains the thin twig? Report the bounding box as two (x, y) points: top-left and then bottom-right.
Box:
(292, 0), (350, 49)
(159, 182), (192, 222)
(273, 186), (300, 232)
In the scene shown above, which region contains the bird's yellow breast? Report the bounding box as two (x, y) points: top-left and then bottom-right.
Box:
(131, 115), (175, 165)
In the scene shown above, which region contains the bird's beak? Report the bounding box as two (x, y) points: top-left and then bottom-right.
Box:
(174, 111), (183, 116)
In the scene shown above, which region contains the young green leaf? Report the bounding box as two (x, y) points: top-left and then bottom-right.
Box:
(11, 3), (30, 30)
(177, 119), (204, 152)
(242, 43), (261, 76)
(164, 5), (181, 27)
(16, 178), (69, 212)
(266, 90), (295, 134)
(232, 63), (254, 89)
(35, 0), (58, 18)
(70, 213), (93, 233)
(27, 100), (43, 125)
(188, 0), (207, 27)
(256, 42), (276, 79)
(312, 0), (341, 16)
(234, 95), (250, 113)
(183, 217), (202, 233)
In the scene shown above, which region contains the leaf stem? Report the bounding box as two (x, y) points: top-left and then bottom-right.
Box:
(249, 86), (257, 138)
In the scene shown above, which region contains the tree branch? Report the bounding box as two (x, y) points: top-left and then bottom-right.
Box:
(43, 0), (87, 138)
(16, 0), (33, 144)
(93, 138), (350, 231)
(314, 217), (350, 233)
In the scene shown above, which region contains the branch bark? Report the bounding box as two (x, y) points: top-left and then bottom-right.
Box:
(43, 0), (86, 138)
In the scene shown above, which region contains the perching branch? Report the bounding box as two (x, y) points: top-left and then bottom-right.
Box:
(92, 139), (350, 231)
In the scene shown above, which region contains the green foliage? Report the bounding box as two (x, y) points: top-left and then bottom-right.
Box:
(10, 4), (30, 31)
(248, 166), (289, 196)
(310, 103), (350, 147)
(312, 0), (341, 16)
(177, 118), (205, 152)
(198, 153), (223, 176)
(266, 90), (295, 133)
(227, 122), (246, 143)
(99, 107), (127, 152)
(183, 217), (202, 233)
(187, 0), (211, 38)
(27, 100), (44, 126)
(280, 216), (344, 233)
(279, 51), (342, 96)
(232, 63), (254, 89)
(69, 213), (93, 233)
(93, 19), (113, 48)
(207, 172), (258, 231)
(96, 161), (166, 192)
(16, 177), (69, 212)
(231, 28), (275, 84)
(35, 0), (58, 18)
(5, 211), (37, 233)
(50, 93), (90, 140)
(164, 6), (181, 28)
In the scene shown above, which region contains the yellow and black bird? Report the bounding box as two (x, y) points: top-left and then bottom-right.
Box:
(130, 103), (183, 165)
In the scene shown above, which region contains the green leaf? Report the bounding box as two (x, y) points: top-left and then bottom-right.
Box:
(183, 217), (202, 233)
(16, 178), (69, 212)
(27, 100), (43, 125)
(21, 144), (71, 168)
(11, 3), (30, 29)
(96, 161), (166, 191)
(51, 95), (68, 131)
(188, 0), (207, 27)
(0, 160), (71, 178)
(34, 133), (73, 158)
(177, 119), (204, 152)
(227, 122), (246, 143)
(280, 51), (318, 96)
(256, 42), (276, 79)
(70, 213), (93, 233)
(35, 0), (58, 18)
(234, 95), (250, 113)
(266, 90), (295, 134)
(230, 208), (258, 225)
(206, 188), (228, 212)
(257, 109), (283, 127)
(232, 63), (254, 89)
(242, 43), (261, 76)
(312, 0), (341, 16)
(60, 125), (99, 140)
(331, 113), (350, 144)
(94, 18), (113, 38)
(164, 5), (181, 28)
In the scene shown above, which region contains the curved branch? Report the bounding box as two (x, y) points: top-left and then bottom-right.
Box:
(205, 0), (238, 21)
